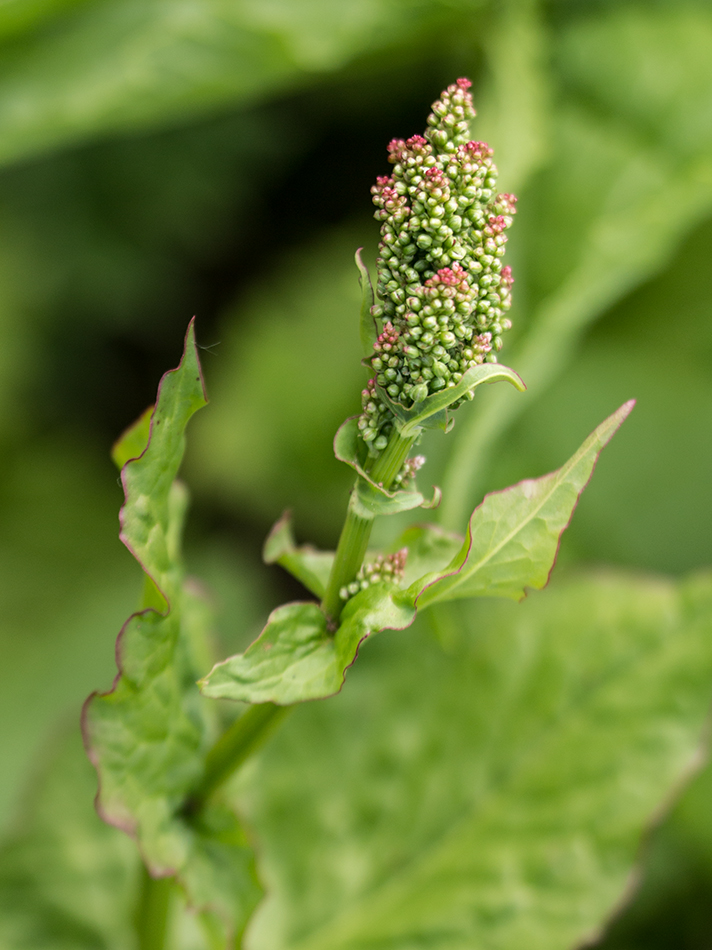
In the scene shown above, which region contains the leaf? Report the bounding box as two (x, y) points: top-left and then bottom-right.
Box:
(0, 724), (252, 949)
(415, 401), (633, 608)
(355, 248), (376, 358)
(378, 362), (525, 438)
(110, 405), (153, 470)
(200, 588), (415, 706)
(0, 0), (480, 168)
(234, 570), (712, 950)
(263, 512), (334, 599)
(82, 321), (261, 941)
(352, 478), (440, 519)
(333, 417), (437, 518)
(261, 515), (463, 608)
(0, 727), (137, 950)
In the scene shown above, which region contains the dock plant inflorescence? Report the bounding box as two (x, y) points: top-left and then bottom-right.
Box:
(359, 78), (517, 455)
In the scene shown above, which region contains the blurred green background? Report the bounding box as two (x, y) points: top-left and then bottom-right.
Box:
(1, 0), (712, 946)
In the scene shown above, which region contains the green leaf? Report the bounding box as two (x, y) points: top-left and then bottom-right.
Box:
(200, 588), (415, 706)
(0, 724), (253, 949)
(355, 248), (377, 358)
(234, 571), (712, 950)
(110, 405), (153, 470)
(352, 478), (440, 519)
(0, 0), (481, 168)
(416, 401), (633, 608)
(82, 322), (261, 941)
(0, 727), (137, 950)
(263, 512), (334, 599)
(333, 416), (438, 518)
(378, 362), (525, 438)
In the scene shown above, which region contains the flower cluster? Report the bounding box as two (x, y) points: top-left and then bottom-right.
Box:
(359, 78), (516, 455)
(339, 549), (408, 602)
(392, 454), (426, 488)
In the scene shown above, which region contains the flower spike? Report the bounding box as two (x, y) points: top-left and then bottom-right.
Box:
(360, 78), (517, 455)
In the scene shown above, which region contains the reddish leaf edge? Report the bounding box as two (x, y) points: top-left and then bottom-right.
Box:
(81, 316), (207, 877)
(411, 399), (636, 608)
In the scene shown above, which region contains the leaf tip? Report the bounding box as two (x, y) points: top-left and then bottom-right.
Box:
(599, 398), (636, 446)
(421, 485), (442, 510)
(263, 510), (294, 564)
(184, 317), (209, 406)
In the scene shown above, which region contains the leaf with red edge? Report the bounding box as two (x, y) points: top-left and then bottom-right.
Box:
(199, 589), (416, 706)
(412, 401), (635, 608)
(82, 321), (261, 942)
(263, 512), (334, 599)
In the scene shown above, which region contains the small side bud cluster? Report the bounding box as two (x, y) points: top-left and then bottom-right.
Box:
(392, 454), (426, 488)
(359, 78), (517, 454)
(339, 549), (408, 601)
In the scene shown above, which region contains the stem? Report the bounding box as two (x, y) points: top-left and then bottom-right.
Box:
(321, 428), (417, 623)
(135, 864), (173, 950)
(320, 497), (373, 623)
(369, 428), (418, 487)
(186, 703), (291, 813)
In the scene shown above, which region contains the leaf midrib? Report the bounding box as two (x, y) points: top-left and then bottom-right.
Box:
(440, 426), (606, 598)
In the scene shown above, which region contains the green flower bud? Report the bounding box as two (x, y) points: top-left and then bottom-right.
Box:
(411, 383), (429, 403)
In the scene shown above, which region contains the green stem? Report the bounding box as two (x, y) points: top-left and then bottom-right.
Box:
(186, 703), (291, 813)
(135, 864), (173, 950)
(320, 496), (373, 624)
(321, 428), (417, 623)
(369, 428), (419, 487)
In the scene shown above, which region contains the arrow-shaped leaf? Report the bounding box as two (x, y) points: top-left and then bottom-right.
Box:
(413, 400), (635, 608)
(82, 321), (261, 942)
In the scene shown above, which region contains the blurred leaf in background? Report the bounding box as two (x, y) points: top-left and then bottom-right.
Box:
(2, 0), (712, 947)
